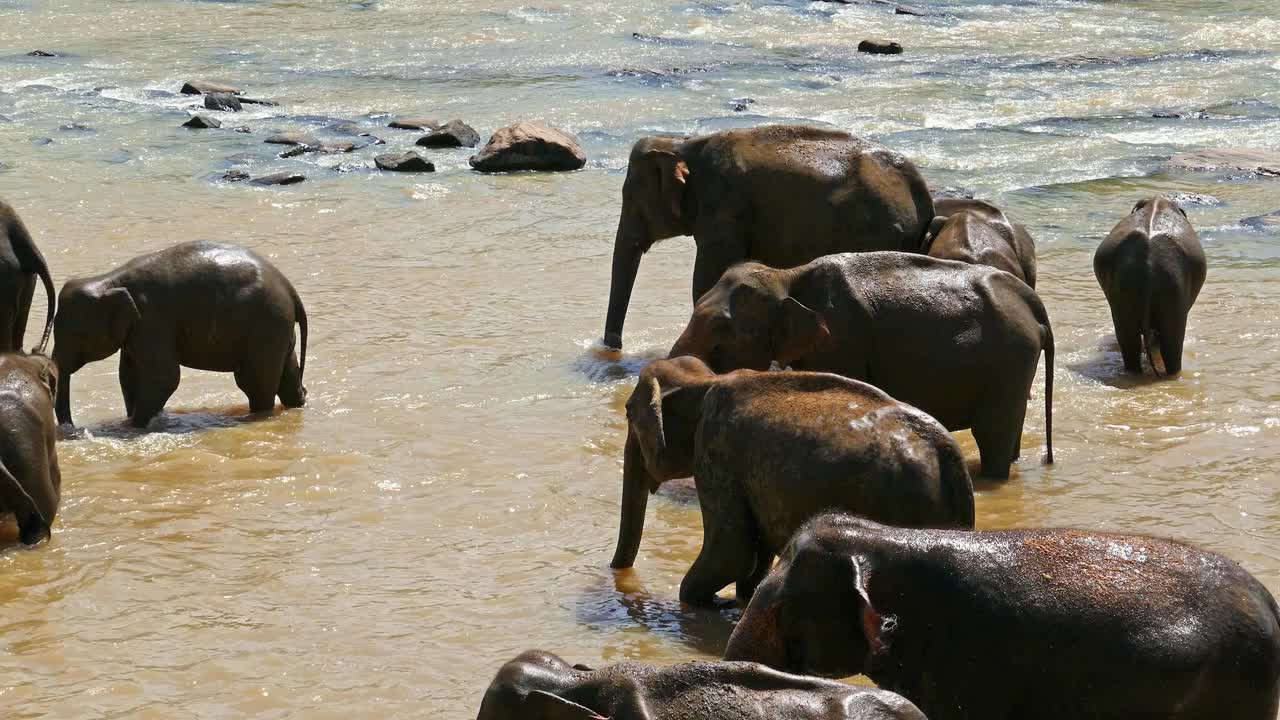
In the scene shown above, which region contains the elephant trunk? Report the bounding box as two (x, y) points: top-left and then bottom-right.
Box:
(603, 215), (647, 351)
(609, 433), (651, 569)
(724, 594), (787, 669)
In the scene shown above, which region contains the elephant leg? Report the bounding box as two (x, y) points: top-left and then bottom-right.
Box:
(130, 357), (180, 429)
(276, 343), (306, 409)
(235, 365), (281, 416)
(1152, 299), (1189, 377)
(1107, 298), (1145, 374)
(679, 491), (758, 607)
(972, 373), (1033, 480)
(736, 540), (774, 604)
(13, 275), (33, 352)
(118, 353), (137, 418)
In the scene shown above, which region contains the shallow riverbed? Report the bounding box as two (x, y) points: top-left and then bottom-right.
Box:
(0, 0), (1278, 716)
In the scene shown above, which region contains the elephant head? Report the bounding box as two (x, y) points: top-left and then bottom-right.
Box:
(477, 651), (604, 720)
(51, 280), (140, 425)
(609, 356), (716, 570)
(667, 263), (829, 373)
(723, 513), (891, 679)
(602, 135), (695, 350)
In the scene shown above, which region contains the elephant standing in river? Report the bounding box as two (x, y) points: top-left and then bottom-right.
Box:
(924, 197), (1037, 287)
(668, 252), (1053, 479)
(602, 124), (935, 350)
(1093, 194), (1206, 376)
(724, 512), (1280, 720)
(611, 356), (974, 607)
(0, 352), (61, 545)
(477, 650), (928, 720)
(0, 200), (56, 353)
(52, 241), (307, 428)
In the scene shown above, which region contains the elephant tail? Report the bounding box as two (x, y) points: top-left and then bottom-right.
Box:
(11, 215), (56, 354)
(0, 458), (48, 544)
(1041, 319), (1054, 465)
(290, 285), (307, 379)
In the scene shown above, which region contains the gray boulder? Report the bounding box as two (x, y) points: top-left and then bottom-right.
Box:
(388, 117), (441, 130)
(204, 93), (242, 112)
(859, 39), (904, 54)
(416, 119), (480, 148)
(469, 121), (586, 173)
(181, 80), (241, 96)
(183, 114), (222, 129)
(375, 151), (436, 172)
(1165, 149), (1280, 177)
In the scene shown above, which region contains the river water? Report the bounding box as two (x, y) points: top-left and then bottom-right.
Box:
(0, 0), (1278, 716)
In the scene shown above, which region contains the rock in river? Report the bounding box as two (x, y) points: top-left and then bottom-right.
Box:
(388, 117), (441, 131)
(469, 121), (586, 173)
(375, 151), (436, 172)
(265, 131), (321, 148)
(416, 119), (481, 148)
(204, 93), (242, 112)
(181, 80), (241, 96)
(183, 114), (222, 129)
(251, 172), (306, 186)
(1165, 149), (1280, 177)
(859, 39), (904, 55)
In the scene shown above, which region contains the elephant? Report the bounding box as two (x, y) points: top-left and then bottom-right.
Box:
(1093, 194), (1206, 376)
(51, 241), (307, 428)
(922, 197), (1037, 287)
(724, 513), (1280, 720)
(0, 200), (56, 353)
(0, 352), (61, 545)
(477, 649), (928, 720)
(667, 252), (1053, 479)
(611, 356), (975, 607)
(602, 124), (935, 350)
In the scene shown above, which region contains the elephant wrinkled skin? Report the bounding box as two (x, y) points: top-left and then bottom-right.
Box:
(0, 200), (57, 354)
(602, 124), (934, 350)
(923, 198), (1037, 287)
(668, 252), (1053, 479)
(1093, 194), (1206, 376)
(725, 513), (1280, 720)
(476, 649), (927, 720)
(52, 241), (308, 428)
(611, 356), (974, 607)
(0, 352), (61, 545)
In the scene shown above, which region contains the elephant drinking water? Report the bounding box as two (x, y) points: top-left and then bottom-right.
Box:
(602, 124), (935, 350)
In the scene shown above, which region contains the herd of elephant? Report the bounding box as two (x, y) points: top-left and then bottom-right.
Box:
(0, 122), (1268, 719)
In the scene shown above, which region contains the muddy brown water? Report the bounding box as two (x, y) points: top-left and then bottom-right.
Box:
(0, 0), (1278, 716)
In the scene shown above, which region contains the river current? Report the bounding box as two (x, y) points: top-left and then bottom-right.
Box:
(0, 0), (1278, 716)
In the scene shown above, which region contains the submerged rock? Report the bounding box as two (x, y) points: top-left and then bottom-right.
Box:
(264, 131), (321, 147)
(416, 119), (480, 148)
(183, 114), (222, 129)
(895, 5), (927, 15)
(27, 50), (57, 57)
(181, 80), (242, 96)
(251, 171), (306, 186)
(858, 39), (903, 55)
(58, 122), (93, 132)
(204, 92), (242, 112)
(375, 151), (436, 172)
(1241, 210), (1280, 231)
(469, 121), (586, 173)
(728, 97), (756, 112)
(233, 126), (252, 133)
(388, 117), (441, 130)
(1165, 149), (1280, 177)
(221, 170), (251, 182)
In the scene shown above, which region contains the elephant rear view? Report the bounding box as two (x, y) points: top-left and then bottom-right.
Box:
(0, 352), (61, 545)
(1093, 195), (1206, 376)
(602, 124), (934, 350)
(52, 241), (308, 428)
(0, 200), (57, 354)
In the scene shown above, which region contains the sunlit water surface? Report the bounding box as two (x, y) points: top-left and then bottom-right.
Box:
(0, 0), (1278, 715)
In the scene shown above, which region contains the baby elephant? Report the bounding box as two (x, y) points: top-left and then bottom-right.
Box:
(0, 353), (61, 544)
(52, 241), (308, 428)
(725, 513), (1280, 720)
(477, 650), (927, 720)
(610, 356), (974, 607)
(1093, 194), (1206, 376)
(923, 198), (1037, 287)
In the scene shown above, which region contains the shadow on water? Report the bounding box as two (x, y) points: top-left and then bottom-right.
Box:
(58, 404), (288, 441)
(1068, 337), (1172, 390)
(572, 343), (668, 383)
(576, 567), (740, 657)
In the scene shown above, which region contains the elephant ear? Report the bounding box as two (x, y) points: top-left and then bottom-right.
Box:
(524, 690), (609, 720)
(36, 357), (57, 401)
(921, 215), (948, 252)
(774, 297), (829, 368)
(101, 288), (140, 347)
(851, 555), (895, 661)
(647, 149), (689, 223)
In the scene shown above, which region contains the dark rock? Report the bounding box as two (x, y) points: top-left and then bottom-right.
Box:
(264, 131), (321, 147)
(1152, 111), (1185, 119)
(233, 126), (252, 133)
(322, 142), (358, 153)
(605, 68), (664, 78)
(1241, 210), (1280, 231)
(279, 146), (313, 158)
(859, 39), (903, 55)
(181, 80), (241, 96)
(469, 121), (586, 173)
(251, 172), (306, 186)
(388, 117), (441, 131)
(375, 151), (436, 172)
(31, 137), (53, 146)
(1165, 149), (1280, 177)
(222, 170), (251, 182)
(27, 50), (57, 57)
(360, 134), (386, 145)
(204, 92), (242, 112)
(895, 5), (927, 15)
(416, 119), (480, 148)
(238, 97), (278, 106)
(183, 114), (222, 129)
(58, 122), (92, 132)
(729, 97), (756, 112)
(330, 122), (363, 135)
